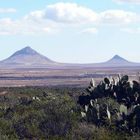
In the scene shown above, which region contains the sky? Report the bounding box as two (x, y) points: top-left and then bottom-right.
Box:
(1, 0), (140, 63)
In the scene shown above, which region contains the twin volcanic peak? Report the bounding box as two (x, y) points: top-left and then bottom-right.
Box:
(0, 46), (139, 68)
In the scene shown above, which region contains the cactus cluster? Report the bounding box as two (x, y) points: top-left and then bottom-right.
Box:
(78, 75), (140, 134)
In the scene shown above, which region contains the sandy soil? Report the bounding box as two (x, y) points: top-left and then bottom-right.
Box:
(0, 67), (139, 87)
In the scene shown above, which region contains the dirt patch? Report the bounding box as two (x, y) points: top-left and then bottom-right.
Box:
(0, 91), (8, 96)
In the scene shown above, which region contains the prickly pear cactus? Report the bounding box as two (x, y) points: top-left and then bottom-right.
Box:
(78, 75), (140, 133)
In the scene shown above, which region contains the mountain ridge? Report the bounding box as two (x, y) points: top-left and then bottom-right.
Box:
(0, 47), (140, 68)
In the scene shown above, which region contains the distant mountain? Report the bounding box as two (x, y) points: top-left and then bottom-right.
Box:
(0, 46), (55, 67)
(101, 55), (135, 67)
(107, 55), (129, 64)
(0, 47), (140, 68)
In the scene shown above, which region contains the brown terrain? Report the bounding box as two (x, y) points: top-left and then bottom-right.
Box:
(0, 67), (139, 87)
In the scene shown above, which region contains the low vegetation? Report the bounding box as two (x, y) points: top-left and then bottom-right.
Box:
(0, 75), (140, 139)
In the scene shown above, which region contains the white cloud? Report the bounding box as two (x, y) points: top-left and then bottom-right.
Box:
(0, 3), (100, 36)
(100, 10), (138, 24)
(0, 8), (17, 13)
(121, 28), (140, 33)
(114, 0), (140, 4)
(80, 28), (98, 34)
(0, 18), (57, 35)
(0, 2), (140, 35)
(44, 3), (99, 24)
(26, 3), (139, 26)
(24, 10), (45, 22)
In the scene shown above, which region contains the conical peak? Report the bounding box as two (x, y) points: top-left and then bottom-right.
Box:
(12, 46), (38, 56)
(106, 54), (130, 64)
(112, 55), (122, 59)
(23, 46), (32, 50)
(20, 46), (36, 53)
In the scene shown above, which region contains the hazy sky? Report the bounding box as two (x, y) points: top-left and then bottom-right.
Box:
(1, 0), (140, 63)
